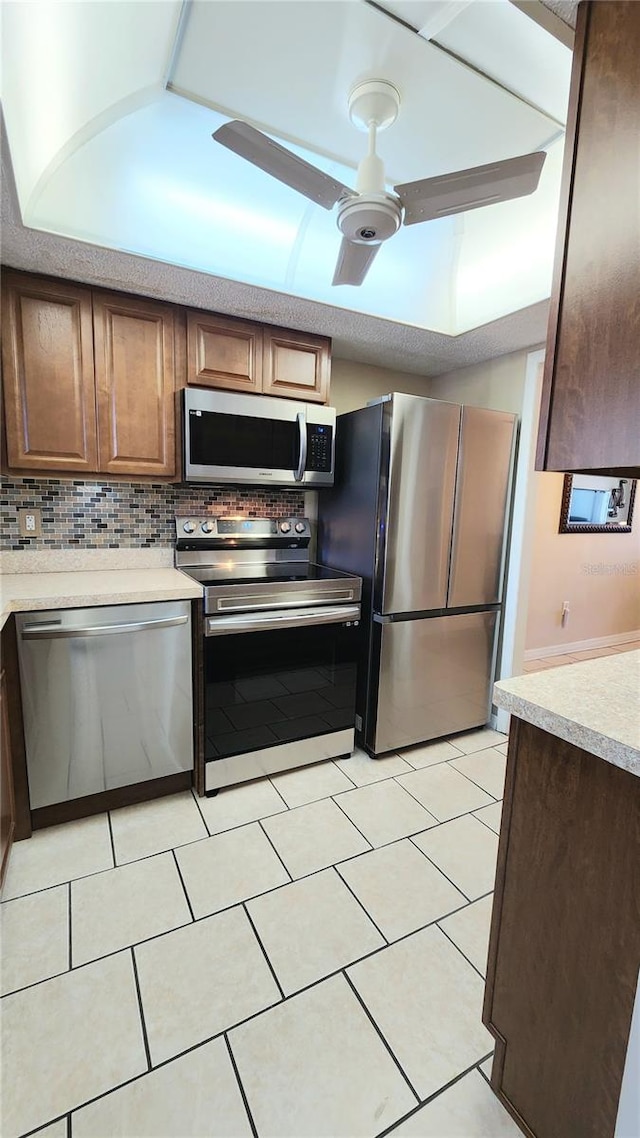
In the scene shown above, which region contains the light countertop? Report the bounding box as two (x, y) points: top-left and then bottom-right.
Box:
(0, 567), (203, 629)
(494, 651), (640, 777)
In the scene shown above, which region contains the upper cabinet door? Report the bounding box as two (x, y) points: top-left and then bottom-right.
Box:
(537, 0), (640, 475)
(262, 327), (330, 403)
(1, 273), (98, 472)
(186, 311), (263, 393)
(94, 293), (177, 477)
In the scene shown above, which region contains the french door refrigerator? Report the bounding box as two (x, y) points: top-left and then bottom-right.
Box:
(317, 393), (516, 756)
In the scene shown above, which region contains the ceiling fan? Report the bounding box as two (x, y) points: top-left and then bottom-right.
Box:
(212, 80), (546, 287)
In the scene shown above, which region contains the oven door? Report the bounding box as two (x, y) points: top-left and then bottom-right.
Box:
(202, 604), (360, 792)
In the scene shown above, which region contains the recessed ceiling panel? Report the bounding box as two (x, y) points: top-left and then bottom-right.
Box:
(1, 0), (182, 206)
(434, 0), (572, 123)
(170, 0), (559, 186)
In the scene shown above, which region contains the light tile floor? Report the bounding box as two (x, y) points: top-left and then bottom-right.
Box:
(0, 725), (525, 1138)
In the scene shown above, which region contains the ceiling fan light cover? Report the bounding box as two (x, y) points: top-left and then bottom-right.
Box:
(337, 194), (402, 244)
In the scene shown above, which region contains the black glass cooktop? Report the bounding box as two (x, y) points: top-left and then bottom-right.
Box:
(181, 563), (357, 589)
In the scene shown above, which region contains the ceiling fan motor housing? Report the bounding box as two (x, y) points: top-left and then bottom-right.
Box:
(337, 193), (402, 245)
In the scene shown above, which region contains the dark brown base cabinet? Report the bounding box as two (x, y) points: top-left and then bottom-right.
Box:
(483, 718), (640, 1138)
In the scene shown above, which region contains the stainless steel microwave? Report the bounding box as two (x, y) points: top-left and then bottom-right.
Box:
(182, 388), (336, 487)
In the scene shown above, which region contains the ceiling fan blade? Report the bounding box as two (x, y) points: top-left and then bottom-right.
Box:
(395, 151), (546, 226)
(332, 238), (381, 286)
(212, 121), (355, 210)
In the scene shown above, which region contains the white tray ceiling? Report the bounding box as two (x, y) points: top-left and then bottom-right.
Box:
(0, 0), (572, 340)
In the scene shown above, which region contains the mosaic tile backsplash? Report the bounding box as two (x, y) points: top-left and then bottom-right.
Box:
(1, 477), (306, 551)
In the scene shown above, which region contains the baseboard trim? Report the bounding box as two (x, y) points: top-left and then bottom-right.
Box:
(524, 629), (640, 661)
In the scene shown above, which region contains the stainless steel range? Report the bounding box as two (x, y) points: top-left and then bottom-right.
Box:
(175, 516), (362, 793)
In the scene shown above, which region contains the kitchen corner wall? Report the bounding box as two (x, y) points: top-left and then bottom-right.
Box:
(0, 476), (304, 552)
(525, 472), (640, 652)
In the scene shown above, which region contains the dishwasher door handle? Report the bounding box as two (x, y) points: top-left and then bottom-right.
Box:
(206, 603), (361, 636)
(21, 615), (189, 640)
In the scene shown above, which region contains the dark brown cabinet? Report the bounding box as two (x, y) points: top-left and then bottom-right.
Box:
(537, 0), (640, 476)
(94, 292), (177, 477)
(484, 718), (640, 1138)
(1, 273), (98, 473)
(186, 310), (331, 403)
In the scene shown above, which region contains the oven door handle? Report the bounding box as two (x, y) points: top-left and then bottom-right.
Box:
(205, 604), (360, 636)
(294, 411), (307, 482)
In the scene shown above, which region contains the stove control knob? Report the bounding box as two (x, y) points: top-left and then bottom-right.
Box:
(280, 521), (291, 534)
(183, 520), (197, 534)
(201, 520), (215, 534)
(295, 522), (306, 533)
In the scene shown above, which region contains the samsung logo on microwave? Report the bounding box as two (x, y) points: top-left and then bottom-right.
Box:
(183, 388), (336, 489)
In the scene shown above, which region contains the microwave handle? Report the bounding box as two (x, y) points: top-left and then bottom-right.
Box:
(295, 412), (307, 482)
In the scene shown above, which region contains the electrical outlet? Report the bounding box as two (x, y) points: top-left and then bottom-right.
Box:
(18, 508), (42, 537)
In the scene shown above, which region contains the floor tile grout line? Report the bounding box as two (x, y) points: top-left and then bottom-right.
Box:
(342, 970), (421, 1105)
(130, 946), (153, 1073)
(332, 865), (389, 946)
(223, 1033), (260, 1138)
(406, 837), (473, 904)
(67, 880), (73, 971)
(66, 1112), (71, 1138)
(241, 903), (286, 1001)
(446, 758), (501, 802)
(266, 776), (293, 810)
(374, 1050), (496, 1138)
(17, 1110), (70, 1138)
(189, 785), (214, 836)
(256, 819), (294, 882)
(171, 848), (196, 923)
(106, 810), (117, 868)
(472, 809), (501, 836)
(436, 920), (488, 982)
(329, 756), (359, 788)
(394, 749), (466, 773)
(477, 1057), (493, 1086)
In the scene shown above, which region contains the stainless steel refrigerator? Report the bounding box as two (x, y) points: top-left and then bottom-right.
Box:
(317, 393), (516, 755)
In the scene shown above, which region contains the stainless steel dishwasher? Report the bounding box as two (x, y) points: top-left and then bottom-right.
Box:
(16, 601), (193, 809)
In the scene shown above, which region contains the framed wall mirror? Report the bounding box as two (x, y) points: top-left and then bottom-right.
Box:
(559, 474), (637, 534)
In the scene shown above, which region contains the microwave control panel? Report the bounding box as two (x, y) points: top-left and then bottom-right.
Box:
(307, 424), (333, 472)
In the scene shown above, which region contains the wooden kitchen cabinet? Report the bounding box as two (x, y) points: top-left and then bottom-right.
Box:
(537, 0), (640, 476)
(1, 272), (98, 472)
(186, 310), (331, 403)
(484, 718), (640, 1137)
(94, 292), (177, 476)
(1, 271), (179, 479)
(186, 310), (263, 393)
(262, 325), (330, 403)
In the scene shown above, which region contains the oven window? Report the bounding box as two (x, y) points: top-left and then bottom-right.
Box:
(203, 623), (357, 761)
(189, 410), (299, 471)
